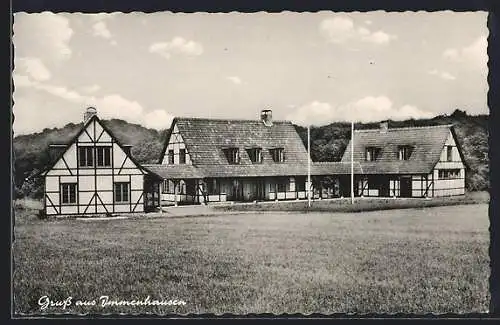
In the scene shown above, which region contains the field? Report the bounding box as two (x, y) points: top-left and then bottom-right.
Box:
(13, 199), (489, 315)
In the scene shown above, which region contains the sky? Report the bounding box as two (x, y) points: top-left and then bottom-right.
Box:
(12, 11), (489, 135)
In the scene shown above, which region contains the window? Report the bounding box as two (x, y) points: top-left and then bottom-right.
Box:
(79, 146), (94, 167)
(398, 146), (412, 161)
(224, 148), (240, 164)
(96, 146), (111, 167)
(162, 179), (174, 193)
(447, 145), (453, 162)
(277, 182), (287, 192)
(296, 177), (306, 191)
(179, 149), (186, 164)
(247, 148), (262, 164)
(114, 182), (130, 202)
(365, 147), (380, 161)
(270, 148), (285, 163)
(61, 183), (77, 204)
(168, 149), (174, 164)
(438, 169), (461, 179)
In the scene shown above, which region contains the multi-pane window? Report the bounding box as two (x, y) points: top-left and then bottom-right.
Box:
(96, 146), (111, 167)
(277, 179), (287, 192)
(168, 149), (174, 164)
(270, 148), (285, 163)
(179, 148), (186, 164)
(447, 146), (453, 162)
(365, 147), (380, 161)
(398, 146), (412, 161)
(79, 146), (94, 167)
(247, 148), (262, 163)
(438, 169), (461, 179)
(162, 179), (175, 193)
(224, 148), (240, 164)
(114, 182), (129, 202)
(61, 183), (76, 204)
(61, 183), (77, 204)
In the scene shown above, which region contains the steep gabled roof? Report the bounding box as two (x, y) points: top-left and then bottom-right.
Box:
(41, 115), (162, 179)
(160, 117), (310, 167)
(340, 124), (466, 174)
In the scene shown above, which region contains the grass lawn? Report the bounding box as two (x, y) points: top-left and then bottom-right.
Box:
(13, 200), (489, 315)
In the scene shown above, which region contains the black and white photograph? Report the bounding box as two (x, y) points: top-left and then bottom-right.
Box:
(11, 9), (491, 316)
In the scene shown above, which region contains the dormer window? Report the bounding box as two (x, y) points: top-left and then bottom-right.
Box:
(179, 148), (186, 164)
(224, 147), (240, 164)
(247, 148), (262, 164)
(270, 148), (285, 163)
(168, 149), (174, 164)
(365, 147), (380, 161)
(398, 145), (413, 161)
(447, 145), (453, 162)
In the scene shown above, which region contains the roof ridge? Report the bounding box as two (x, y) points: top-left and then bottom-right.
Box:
(175, 116), (290, 123)
(355, 124), (453, 132)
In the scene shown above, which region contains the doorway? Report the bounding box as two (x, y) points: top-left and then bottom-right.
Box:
(400, 176), (412, 198)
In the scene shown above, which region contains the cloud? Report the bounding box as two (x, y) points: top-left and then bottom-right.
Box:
(149, 37), (204, 59)
(364, 30), (395, 44)
(443, 36), (488, 74)
(16, 57), (51, 81)
(91, 18), (118, 45)
(286, 96), (434, 126)
(226, 76), (242, 85)
(13, 74), (172, 130)
(93, 21), (112, 39)
(88, 12), (120, 22)
(13, 12), (74, 61)
(428, 69), (456, 81)
(81, 84), (101, 93)
(143, 110), (174, 130)
(319, 16), (396, 45)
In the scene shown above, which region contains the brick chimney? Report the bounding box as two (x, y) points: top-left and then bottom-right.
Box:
(84, 107), (97, 123)
(260, 109), (273, 127)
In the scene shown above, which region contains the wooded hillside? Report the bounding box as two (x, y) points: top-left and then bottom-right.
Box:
(13, 109), (488, 199)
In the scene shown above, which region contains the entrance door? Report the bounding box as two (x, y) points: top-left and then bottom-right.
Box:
(143, 176), (159, 212)
(256, 179), (266, 200)
(400, 176), (412, 198)
(232, 179), (242, 201)
(379, 177), (390, 197)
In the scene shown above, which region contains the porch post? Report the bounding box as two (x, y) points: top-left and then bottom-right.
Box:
(174, 180), (178, 207)
(159, 181), (163, 214)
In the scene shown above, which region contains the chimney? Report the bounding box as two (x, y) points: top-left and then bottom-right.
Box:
(260, 109), (273, 127)
(84, 106), (97, 123)
(380, 120), (389, 133)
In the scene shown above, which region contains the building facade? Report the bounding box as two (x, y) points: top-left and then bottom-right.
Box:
(42, 107), (162, 216)
(339, 122), (467, 198)
(146, 110), (315, 205)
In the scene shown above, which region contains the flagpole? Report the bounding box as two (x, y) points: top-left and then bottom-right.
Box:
(307, 124), (311, 208)
(351, 121), (354, 204)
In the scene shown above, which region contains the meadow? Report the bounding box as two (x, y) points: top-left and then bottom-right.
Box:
(13, 199), (489, 315)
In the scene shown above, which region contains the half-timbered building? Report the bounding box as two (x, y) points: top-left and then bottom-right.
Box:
(145, 110), (316, 205)
(339, 121), (467, 197)
(42, 107), (162, 216)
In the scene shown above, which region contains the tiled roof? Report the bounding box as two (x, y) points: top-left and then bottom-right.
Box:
(310, 162), (363, 175)
(340, 124), (458, 174)
(144, 162), (364, 179)
(168, 117), (310, 167)
(143, 164), (205, 179)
